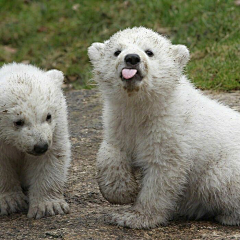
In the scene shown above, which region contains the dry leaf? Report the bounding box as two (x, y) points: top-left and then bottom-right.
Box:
(235, 0), (240, 6)
(4, 46), (17, 53)
(72, 4), (80, 11)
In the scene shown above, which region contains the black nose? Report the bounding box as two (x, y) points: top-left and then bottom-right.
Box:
(124, 54), (140, 66)
(33, 143), (48, 155)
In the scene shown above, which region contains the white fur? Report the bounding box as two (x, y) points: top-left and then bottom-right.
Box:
(88, 27), (240, 229)
(0, 63), (71, 218)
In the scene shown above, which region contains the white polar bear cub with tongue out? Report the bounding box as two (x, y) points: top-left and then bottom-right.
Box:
(88, 27), (240, 229)
(0, 63), (71, 219)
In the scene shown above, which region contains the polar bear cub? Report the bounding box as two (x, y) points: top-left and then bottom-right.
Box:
(0, 63), (71, 219)
(88, 27), (240, 229)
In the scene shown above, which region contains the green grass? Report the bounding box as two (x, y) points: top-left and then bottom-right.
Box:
(0, 0), (239, 90)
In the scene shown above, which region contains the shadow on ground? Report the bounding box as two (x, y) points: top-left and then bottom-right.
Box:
(1, 89), (240, 239)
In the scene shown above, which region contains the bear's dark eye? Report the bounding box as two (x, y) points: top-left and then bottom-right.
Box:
(114, 50), (121, 57)
(14, 120), (24, 127)
(46, 113), (52, 121)
(145, 50), (154, 57)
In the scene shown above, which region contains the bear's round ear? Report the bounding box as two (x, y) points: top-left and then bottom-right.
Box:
(172, 45), (190, 68)
(88, 42), (105, 63)
(46, 69), (64, 88)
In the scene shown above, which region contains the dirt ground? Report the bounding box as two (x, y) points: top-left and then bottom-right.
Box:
(1, 89), (240, 240)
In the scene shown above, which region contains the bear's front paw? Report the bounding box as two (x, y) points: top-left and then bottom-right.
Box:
(27, 199), (70, 219)
(98, 177), (138, 205)
(105, 208), (167, 229)
(0, 191), (28, 215)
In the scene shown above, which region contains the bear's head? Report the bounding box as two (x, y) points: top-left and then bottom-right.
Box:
(0, 63), (65, 156)
(88, 27), (189, 96)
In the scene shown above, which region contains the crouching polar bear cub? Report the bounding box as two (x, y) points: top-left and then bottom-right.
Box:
(88, 27), (240, 229)
(0, 63), (71, 218)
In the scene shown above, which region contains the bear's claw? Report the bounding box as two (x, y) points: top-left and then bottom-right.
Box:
(0, 191), (28, 215)
(27, 199), (70, 219)
(105, 208), (166, 229)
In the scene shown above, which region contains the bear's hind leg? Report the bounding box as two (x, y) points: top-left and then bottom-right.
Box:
(200, 156), (240, 226)
(216, 214), (240, 225)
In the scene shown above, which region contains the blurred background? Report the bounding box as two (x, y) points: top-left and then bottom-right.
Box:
(0, 0), (239, 91)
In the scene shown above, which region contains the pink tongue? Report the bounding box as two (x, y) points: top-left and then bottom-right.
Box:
(122, 69), (137, 79)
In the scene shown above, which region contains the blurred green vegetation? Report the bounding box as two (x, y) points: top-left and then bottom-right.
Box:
(0, 0), (239, 90)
